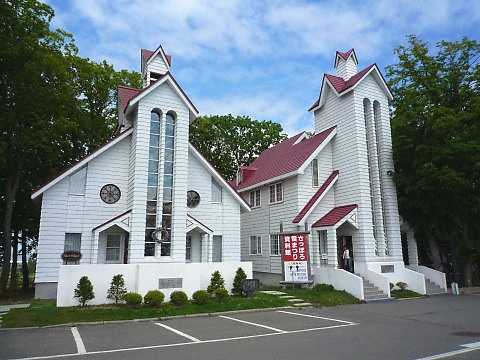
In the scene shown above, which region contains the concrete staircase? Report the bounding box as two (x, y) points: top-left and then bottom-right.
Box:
(425, 278), (447, 296)
(358, 275), (391, 302)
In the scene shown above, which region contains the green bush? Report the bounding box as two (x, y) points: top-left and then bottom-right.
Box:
(107, 274), (127, 304)
(214, 288), (229, 301)
(396, 281), (408, 290)
(231, 267), (247, 296)
(207, 270), (226, 295)
(123, 292), (142, 307)
(313, 283), (334, 292)
(170, 291), (188, 306)
(144, 290), (165, 307)
(192, 290), (210, 305)
(389, 282), (395, 291)
(74, 276), (95, 306)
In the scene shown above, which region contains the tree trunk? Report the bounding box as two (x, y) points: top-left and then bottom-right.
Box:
(461, 220), (473, 287)
(0, 163), (23, 292)
(427, 235), (443, 272)
(21, 234), (30, 290)
(11, 230), (19, 288)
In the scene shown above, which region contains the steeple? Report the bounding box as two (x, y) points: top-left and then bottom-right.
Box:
(334, 49), (358, 81)
(141, 45), (172, 88)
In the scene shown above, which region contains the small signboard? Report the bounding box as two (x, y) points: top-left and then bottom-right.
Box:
(158, 278), (183, 289)
(61, 250), (82, 265)
(241, 278), (260, 298)
(282, 233), (309, 282)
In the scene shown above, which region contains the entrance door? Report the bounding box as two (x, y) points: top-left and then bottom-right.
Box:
(337, 236), (353, 271)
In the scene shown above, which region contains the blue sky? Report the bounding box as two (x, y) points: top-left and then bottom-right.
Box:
(44, 0), (480, 136)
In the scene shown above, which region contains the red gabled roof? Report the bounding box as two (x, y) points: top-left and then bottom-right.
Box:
(325, 64), (375, 94)
(142, 47), (172, 66)
(117, 72), (198, 114)
(312, 204), (358, 227)
(234, 126), (336, 191)
(92, 210), (132, 232)
(293, 170), (339, 223)
(336, 49), (354, 61)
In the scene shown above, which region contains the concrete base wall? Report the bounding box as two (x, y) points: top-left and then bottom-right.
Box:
(56, 261), (252, 307)
(253, 271), (283, 286)
(35, 282), (58, 299)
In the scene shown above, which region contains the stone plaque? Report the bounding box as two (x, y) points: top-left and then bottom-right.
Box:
(381, 265), (394, 273)
(158, 278), (183, 289)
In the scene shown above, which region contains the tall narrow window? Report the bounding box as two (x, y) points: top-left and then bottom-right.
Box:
(312, 159), (319, 187)
(106, 234), (121, 262)
(250, 189), (260, 207)
(186, 236), (192, 261)
(160, 112), (175, 256)
(318, 230), (328, 265)
(211, 179), (222, 203)
(145, 110), (161, 256)
(69, 167), (87, 195)
(249, 236), (262, 255)
(269, 183), (283, 204)
(213, 235), (222, 262)
(270, 235), (281, 256)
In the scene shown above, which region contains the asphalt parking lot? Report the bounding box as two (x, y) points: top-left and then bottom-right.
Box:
(1, 294), (480, 360)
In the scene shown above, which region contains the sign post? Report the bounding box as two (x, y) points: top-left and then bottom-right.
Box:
(282, 233), (310, 286)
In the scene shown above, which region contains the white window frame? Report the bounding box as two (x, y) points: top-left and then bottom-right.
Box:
(270, 234), (281, 256)
(249, 235), (262, 255)
(269, 182), (283, 204)
(64, 233), (81, 252)
(213, 235), (222, 262)
(249, 189), (261, 208)
(106, 234), (122, 263)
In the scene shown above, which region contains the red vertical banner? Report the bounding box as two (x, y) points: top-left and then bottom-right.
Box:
(282, 233), (309, 282)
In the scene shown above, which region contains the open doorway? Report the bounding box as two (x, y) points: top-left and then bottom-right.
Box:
(337, 235), (353, 272)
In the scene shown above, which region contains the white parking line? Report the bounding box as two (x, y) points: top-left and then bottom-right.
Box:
(277, 310), (358, 325)
(70, 327), (86, 354)
(219, 315), (286, 333)
(416, 341), (480, 360)
(155, 322), (201, 342)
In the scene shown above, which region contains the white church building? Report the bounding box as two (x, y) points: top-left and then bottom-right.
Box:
(234, 49), (446, 301)
(32, 46), (251, 306)
(32, 46), (446, 306)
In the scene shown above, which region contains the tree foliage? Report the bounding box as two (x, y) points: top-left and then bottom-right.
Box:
(189, 114), (288, 180)
(74, 276), (95, 306)
(107, 274), (127, 304)
(386, 35), (480, 286)
(0, 0), (141, 291)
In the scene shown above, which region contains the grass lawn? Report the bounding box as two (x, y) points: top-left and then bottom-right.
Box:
(390, 289), (422, 299)
(2, 287), (362, 328)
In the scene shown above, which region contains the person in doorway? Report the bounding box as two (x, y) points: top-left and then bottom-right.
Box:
(342, 245), (352, 272)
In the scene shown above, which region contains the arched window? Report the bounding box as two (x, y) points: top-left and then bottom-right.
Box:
(145, 109), (162, 256)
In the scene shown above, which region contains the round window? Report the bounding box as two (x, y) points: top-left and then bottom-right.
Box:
(187, 190), (200, 208)
(100, 184), (121, 204)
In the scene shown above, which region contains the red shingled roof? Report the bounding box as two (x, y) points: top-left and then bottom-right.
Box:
(142, 47), (172, 66)
(312, 204), (358, 227)
(234, 126), (336, 191)
(292, 170), (339, 223)
(336, 49), (354, 61)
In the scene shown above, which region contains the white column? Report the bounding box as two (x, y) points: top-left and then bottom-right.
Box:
(407, 229), (419, 266)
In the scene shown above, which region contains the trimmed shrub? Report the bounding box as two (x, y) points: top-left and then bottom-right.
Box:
(170, 291), (188, 306)
(107, 274), (127, 304)
(231, 267), (247, 296)
(389, 282), (395, 291)
(144, 290), (165, 307)
(313, 283), (334, 292)
(74, 276), (95, 306)
(396, 281), (408, 290)
(207, 270), (226, 295)
(192, 290), (210, 305)
(124, 292), (142, 307)
(214, 288), (229, 302)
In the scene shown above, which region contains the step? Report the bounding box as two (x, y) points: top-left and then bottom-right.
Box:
(293, 302), (312, 307)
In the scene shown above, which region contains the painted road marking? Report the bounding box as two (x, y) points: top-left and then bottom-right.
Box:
(277, 310), (358, 325)
(70, 327), (86, 354)
(219, 315), (286, 333)
(416, 341), (480, 360)
(155, 322), (201, 342)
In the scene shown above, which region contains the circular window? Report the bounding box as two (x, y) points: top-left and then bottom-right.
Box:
(100, 184), (121, 204)
(187, 190), (200, 208)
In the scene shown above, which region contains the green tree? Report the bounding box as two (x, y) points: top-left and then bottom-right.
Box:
(231, 267), (247, 296)
(74, 276), (95, 306)
(106, 274), (127, 304)
(190, 114), (288, 179)
(386, 35), (480, 286)
(207, 270), (226, 295)
(0, 0), (141, 291)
